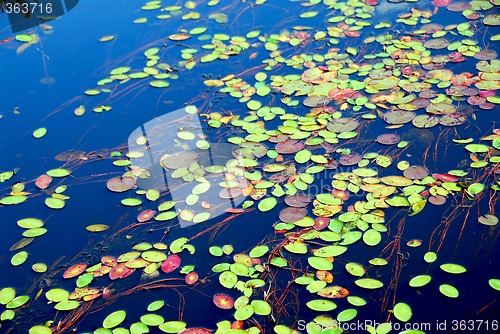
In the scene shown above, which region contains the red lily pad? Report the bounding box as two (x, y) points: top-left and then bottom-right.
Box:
(179, 329), (212, 334)
(432, 173), (459, 182)
(279, 207), (307, 223)
(276, 140), (305, 154)
(137, 210), (156, 222)
(331, 189), (349, 201)
(344, 30), (360, 37)
(161, 254), (181, 273)
(185, 271), (198, 285)
(213, 293), (234, 309)
(314, 217), (330, 231)
(106, 176), (136, 193)
(432, 0), (451, 6)
(109, 264), (132, 280)
(101, 256), (117, 267)
(63, 263), (87, 279)
(35, 174), (52, 189)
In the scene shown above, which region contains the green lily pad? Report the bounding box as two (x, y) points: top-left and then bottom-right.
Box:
(308, 257), (333, 270)
(251, 300), (272, 315)
(363, 229), (381, 246)
(46, 289), (69, 302)
(439, 284), (459, 298)
(440, 263), (466, 274)
(33, 128), (47, 139)
(393, 302), (412, 322)
(54, 300), (80, 311)
(284, 241), (308, 254)
(355, 278), (384, 289)
(306, 299), (337, 311)
(258, 197), (277, 212)
(140, 313), (164, 326)
(337, 308), (357, 322)
(45, 197), (65, 209)
(46, 168), (71, 177)
(219, 271), (238, 288)
(103, 310), (126, 328)
(424, 252), (437, 263)
(29, 326), (53, 334)
(409, 275), (431, 288)
(159, 321), (187, 333)
(345, 263), (365, 277)
(488, 279), (500, 291)
(234, 304), (254, 320)
(11, 251), (28, 266)
(249, 245), (269, 258)
(0, 288), (16, 305)
(6, 295), (29, 309)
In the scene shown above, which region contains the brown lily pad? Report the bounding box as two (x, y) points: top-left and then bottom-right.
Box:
(403, 166), (429, 180)
(376, 133), (401, 145)
(285, 194), (312, 207)
(276, 140), (305, 154)
(279, 207), (308, 223)
(107, 176), (136, 193)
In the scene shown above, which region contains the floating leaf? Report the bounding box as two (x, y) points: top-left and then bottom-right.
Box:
(11, 251), (28, 266)
(107, 176), (136, 192)
(46, 168), (71, 178)
(355, 278), (383, 289)
(213, 293), (234, 309)
(439, 284), (459, 298)
(86, 224), (109, 232)
(33, 128), (47, 139)
(393, 302), (412, 322)
(424, 252), (437, 263)
(46, 289), (69, 303)
(258, 197), (277, 212)
(17, 218), (43, 229)
(306, 299), (337, 311)
(99, 35), (115, 42)
(141, 314), (164, 326)
(409, 275), (431, 288)
(6, 295), (29, 309)
(440, 263), (466, 274)
(234, 305), (254, 321)
(63, 263), (87, 279)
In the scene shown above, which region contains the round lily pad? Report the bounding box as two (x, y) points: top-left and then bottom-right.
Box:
(439, 284), (459, 298)
(103, 310), (126, 328)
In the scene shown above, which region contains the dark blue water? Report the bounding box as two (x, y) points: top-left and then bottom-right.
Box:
(1, 0), (499, 333)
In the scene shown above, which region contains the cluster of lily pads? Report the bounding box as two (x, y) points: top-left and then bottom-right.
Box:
(1, 0), (500, 333)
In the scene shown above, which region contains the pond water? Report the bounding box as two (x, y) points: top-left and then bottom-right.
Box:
(0, 0), (499, 333)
